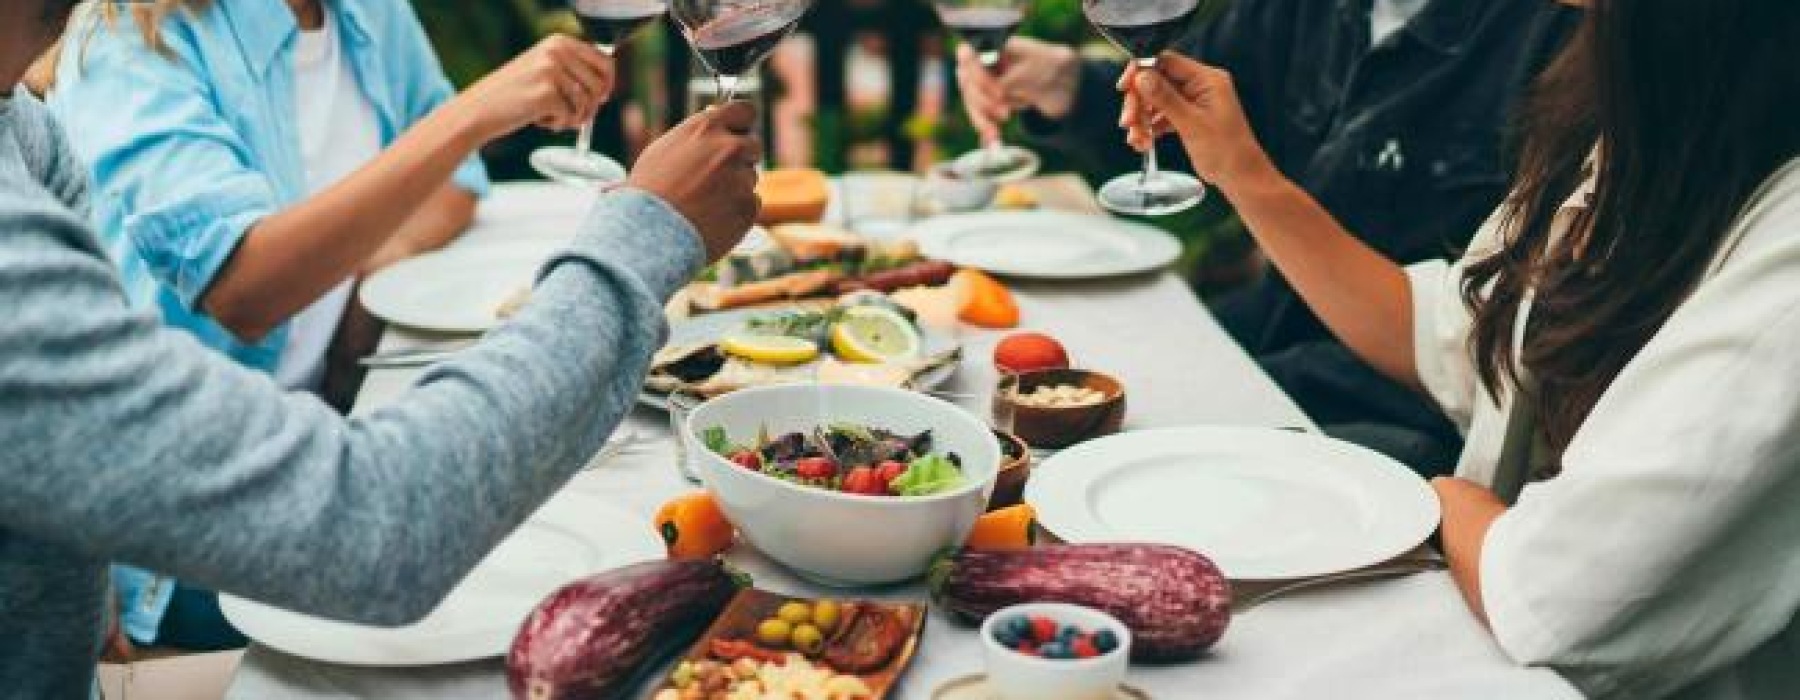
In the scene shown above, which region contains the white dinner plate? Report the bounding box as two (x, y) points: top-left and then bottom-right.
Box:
(910, 211), (1181, 279)
(221, 490), (663, 666)
(1026, 427), (1439, 581)
(359, 239), (559, 333)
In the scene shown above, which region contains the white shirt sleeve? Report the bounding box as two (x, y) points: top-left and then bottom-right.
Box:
(1481, 166), (1800, 698)
(1404, 209), (1508, 434)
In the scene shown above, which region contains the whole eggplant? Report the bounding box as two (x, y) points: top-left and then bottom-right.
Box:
(929, 544), (1231, 661)
(507, 559), (747, 699)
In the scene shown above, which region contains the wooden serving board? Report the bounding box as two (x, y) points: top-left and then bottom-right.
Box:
(654, 588), (929, 699)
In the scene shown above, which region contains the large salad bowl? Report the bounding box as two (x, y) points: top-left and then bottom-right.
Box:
(685, 384), (1000, 585)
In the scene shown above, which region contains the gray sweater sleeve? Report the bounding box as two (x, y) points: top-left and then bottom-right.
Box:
(0, 167), (702, 626)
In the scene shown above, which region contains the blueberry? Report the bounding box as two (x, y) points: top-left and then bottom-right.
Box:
(993, 627), (1021, 647)
(1039, 642), (1068, 659)
(1058, 625), (1080, 642)
(1006, 616), (1034, 639)
(1093, 629), (1119, 653)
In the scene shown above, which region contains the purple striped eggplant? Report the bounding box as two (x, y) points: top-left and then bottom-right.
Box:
(507, 559), (747, 700)
(929, 544), (1231, 661)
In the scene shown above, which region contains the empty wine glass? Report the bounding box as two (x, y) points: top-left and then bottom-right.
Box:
(936, 0), (1042, 183)
(672, 0), (815, 104)
(1082, 0), (1206, 216)
(530, 0), (668, 187)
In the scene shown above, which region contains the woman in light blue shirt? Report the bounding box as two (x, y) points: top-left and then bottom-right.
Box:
(50, 0), (616, 651)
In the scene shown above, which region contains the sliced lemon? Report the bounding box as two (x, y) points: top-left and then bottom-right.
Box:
(720, 333), (820, 365)
(831, 306), (923, 363)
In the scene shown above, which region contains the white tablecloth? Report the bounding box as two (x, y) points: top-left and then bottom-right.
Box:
(224, 182), (1577, 700)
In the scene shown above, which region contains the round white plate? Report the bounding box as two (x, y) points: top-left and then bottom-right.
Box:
(221, 490), (663, 666)
(910, 211), (1181, 279)
(1026, 427), (1439, 581)
(359, 239), (559, 333)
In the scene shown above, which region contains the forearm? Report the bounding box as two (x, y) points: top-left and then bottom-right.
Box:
(2, 190), (700, 626)
(201, 106), (489, 340)
(360, 184), (479, 276)
(1432, 477), (1507, 627)
(1218, 168), (1421, 388)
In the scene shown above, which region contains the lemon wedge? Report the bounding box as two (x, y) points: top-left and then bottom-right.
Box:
(830, 306), (922, 363)
(720, 334), (820, 365)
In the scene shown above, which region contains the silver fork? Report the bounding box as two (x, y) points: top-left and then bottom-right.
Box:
(1236, 557), (1448, 613)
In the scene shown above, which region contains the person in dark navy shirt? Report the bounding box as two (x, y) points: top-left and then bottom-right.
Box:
(957, 0), (1579, 473)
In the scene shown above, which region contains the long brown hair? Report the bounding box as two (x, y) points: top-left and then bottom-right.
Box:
(96, 0), (210, 53)
(1465, 0), (1800, 453)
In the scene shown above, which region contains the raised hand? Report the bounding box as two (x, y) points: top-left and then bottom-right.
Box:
(628, 101), (764, 261)
(954, 37), (1081, 144)
(454, 35), (617, 139)
(1121, 53), (1275, 187)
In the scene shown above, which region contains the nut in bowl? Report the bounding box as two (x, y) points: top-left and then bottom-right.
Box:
(996, 369), (1127, 450)
(685, 384), (1000, 586)
(981, 603), (1133, 700)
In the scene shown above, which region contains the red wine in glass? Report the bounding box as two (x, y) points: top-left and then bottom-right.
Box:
(531, 0), (668, 186)
(1082, 0), (1205, 216)
(935, 0), (1041, 182)
(575, 3), (668, 49)
(938, 6), (1023, 63)
(676, 0), (813, 101)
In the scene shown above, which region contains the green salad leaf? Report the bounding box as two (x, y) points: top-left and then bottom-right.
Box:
(701, 426), (734, 456)
(890, 454), (968, 497)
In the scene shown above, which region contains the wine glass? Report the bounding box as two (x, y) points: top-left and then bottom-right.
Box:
(936, 0), (1042, 183)
(530, 0), (668, 187)
(672, 0), (814, 104)
(1082, 0), (1206, 216)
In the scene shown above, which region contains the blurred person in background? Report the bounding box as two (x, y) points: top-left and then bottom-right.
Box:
(46, 0), (614, 654)
(958, 0), (1578, 474)
(1, 0), (762, 692)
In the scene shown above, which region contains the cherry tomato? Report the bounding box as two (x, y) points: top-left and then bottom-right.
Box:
(874, 460), (907, 492)
(841, 466), (883, 495)
(1071, 636), (1100, 659)
(794, 457), (838, 479)
(730, 451), (762, 470)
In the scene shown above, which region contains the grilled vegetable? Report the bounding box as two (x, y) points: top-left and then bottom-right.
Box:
(833, 260), (958, 294)
(928, 544), (1231, 661)
(507, 560), (748, 700)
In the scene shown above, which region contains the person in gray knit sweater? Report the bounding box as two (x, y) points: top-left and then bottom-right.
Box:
(0, 1), (762, 695)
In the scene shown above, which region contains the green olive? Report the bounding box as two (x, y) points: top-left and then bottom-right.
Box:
(810, 600), (842, 633)
(776, 601), (813, 625)
(755, 618), (793, 647)
(790, 623), (825, 655)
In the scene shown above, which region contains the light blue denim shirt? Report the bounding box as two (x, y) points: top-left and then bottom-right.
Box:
(48, 0), (489, 644)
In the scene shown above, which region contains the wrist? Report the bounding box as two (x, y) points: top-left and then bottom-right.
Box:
(436, 93), (502, 153)
(1215, 155), (1287, 205)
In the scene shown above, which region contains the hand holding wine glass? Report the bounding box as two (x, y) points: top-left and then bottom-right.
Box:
(936, 0), (1042, 182)
(629, 102), (766, 262)
(454, 35), (614, 139)
(1081, 0), (1206, 216)
(953, 37), (1082, 146)
(530, 0), (668, 186)
(1122, 55), (1279, 191)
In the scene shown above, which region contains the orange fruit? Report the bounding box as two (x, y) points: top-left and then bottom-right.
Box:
(654, 491), (736, 559)
(954, 269), (1020, 328)
(964, 504), (1036, 551)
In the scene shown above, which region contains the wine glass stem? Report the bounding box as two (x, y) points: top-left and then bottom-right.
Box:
(574, 43), (618, 157)
(980, 58), (1008, 162)
(717, 74), (743, 104)
(1135, 57), (1160, 186)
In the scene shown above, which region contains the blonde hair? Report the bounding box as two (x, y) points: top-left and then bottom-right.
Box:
(31, 0), (210, 92)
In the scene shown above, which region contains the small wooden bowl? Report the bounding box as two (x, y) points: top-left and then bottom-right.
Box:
(996, 369), (1127, 450)
(988, 429), (1033, 511)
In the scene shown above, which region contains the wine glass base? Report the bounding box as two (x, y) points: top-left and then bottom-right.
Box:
(1096, 171), (1205, 217)
(530, 147), (628, 187)
(951, 145), (1042, 184)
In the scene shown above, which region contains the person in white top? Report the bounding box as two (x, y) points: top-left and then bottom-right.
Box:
(1124, 0), (1800, 698)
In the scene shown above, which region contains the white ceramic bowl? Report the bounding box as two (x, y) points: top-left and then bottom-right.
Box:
(684, 384), (1000, 585)
(981, 603), (1132, 700)
(927, 162), (1000, 213)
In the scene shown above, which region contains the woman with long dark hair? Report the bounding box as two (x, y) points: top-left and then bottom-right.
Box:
(1131, 0), (1800, 696)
